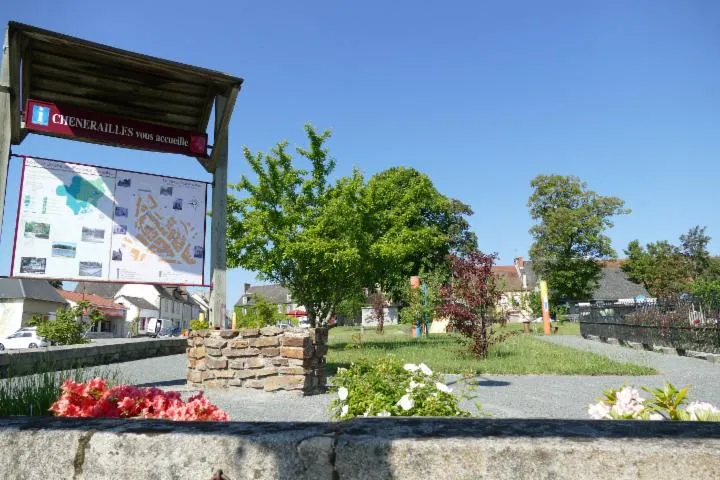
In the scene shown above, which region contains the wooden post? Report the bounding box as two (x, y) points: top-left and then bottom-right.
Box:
(209, 94), (229, 328)
(0, 27), (11, 242)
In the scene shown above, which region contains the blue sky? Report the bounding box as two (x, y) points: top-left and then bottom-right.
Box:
(2, 1), (720, 304)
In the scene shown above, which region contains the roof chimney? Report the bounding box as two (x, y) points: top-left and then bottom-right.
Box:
(244, 283), (251, 293)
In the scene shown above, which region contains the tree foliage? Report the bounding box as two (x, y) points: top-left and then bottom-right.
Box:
(29, 300), (102, 345)
(528, 174), (629, 304)
(233, 295), (286, 328)
(622, 240), (691, 298)
(363, 167), (477, 300)
(227, 126), (477, 326)
(227, 125), (364, 327)
(680, 226), (711, 278)
(623, 226), (715, 299)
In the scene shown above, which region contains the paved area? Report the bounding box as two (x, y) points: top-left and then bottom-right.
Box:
(100, 336), (720, 421)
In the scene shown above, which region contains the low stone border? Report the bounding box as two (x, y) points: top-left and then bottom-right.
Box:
(187, 327), (328, 394)
(0, 338), (186, 378)
(583, 334), (720, 364)
(1, 416), (719, 479)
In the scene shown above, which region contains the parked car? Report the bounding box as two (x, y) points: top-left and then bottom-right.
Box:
(157, 326), (181, 338)
(0, 327), (49, 351)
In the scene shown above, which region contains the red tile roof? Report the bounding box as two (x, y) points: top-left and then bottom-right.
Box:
(492, 266), (523, 292)
(56, 290), (127, 312)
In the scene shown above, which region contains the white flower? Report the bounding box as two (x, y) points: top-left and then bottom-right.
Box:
(419, 363), (433, 376)
(588, 402), (611, 420)
(396, 394), (415, 411)
(376, 411), (391, 417)
(610, 387), (646, 418)
(435, 382), (452, 394)
(648, 413), (664, 421)
(403, 363), (419, 372)
(341, 405), (349, 417)
(406, 381), (425, 392)
(685, 401), (720, 421)
(337, 387), (348, 401)
(362, 411), (369, 417)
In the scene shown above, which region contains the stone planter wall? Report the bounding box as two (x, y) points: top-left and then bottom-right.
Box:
(186, 327), (328, 394)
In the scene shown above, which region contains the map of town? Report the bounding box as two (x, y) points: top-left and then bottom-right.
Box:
(121, 194), (197, 265)
(56, 175), (107, 215)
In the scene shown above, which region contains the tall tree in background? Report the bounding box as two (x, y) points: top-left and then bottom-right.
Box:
(622, 240), (690, 298)
(227, 125), (365, 327)
(680, 226), (711, 278)
(528, 175), (629, 304)
(623, 225), (713, 299)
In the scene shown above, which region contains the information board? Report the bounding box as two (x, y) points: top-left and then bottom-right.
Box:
(11, 157), (207, 285)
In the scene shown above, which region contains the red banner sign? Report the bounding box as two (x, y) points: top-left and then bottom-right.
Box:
(24, 99), (208, 157)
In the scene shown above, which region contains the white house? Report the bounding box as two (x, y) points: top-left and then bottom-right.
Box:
(114, 284), (201, 332)
(0, 279), (67, 338)
(114, 295), (159, 333)
(74, 282), (202, 333)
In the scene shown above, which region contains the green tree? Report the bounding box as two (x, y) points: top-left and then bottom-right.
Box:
(48, 280), (63, 289)
(622, 240), (691, 298)
(29, 300), (102, 345)
(228, 127), (478, 327)
(528, 175), (629, 304)
(227, 125), (366, 327)
(363, 167), (477, 300)
(680, 225), (711, 278)
(690, 278), (720, 311)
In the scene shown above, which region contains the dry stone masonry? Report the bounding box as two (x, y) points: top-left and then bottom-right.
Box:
(187, 327), (328, 394)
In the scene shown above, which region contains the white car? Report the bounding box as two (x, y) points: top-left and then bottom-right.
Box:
(0, 327), (49, 351)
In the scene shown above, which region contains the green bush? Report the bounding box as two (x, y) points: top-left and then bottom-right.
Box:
(29, 300), (102, 345)
(234, 294), (285, 328)
(0, 365), (125, 416)
(329, 355), (472, 420)
(190, 319), (209, 330)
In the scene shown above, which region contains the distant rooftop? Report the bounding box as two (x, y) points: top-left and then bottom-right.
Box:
(0, 278), (66, 303)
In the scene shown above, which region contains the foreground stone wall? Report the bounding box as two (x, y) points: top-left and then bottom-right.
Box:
(187, 327), (328, 394)
(0, 417), (719, 479)
(0, 338), (186, 378)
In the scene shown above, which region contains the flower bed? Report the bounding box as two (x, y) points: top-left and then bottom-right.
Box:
(588, 383), (720, 421)
(51, 378), (229, 421)
(329, 356), (473, 420)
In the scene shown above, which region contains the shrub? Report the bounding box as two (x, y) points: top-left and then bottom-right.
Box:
(51, 378), (229, 421)
(439, 252), (517, 357)
(29, 300), (102, 345)
(190, 319), (209, 330)
(588, 382), (720, 421)
(329, 356), (472, 420)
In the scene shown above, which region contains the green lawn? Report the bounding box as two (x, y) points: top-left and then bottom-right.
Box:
(327, 325), (655, 376)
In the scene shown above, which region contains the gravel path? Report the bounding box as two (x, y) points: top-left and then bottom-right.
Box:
(105, 336), (720, 421)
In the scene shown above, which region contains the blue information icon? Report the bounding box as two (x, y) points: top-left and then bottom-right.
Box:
(31, 105), (50, 126)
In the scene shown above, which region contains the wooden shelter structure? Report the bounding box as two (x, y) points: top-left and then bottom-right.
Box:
(0, 22), (243, 327)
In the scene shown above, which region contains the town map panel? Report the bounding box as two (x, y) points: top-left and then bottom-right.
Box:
(12, 157), (207, 285)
